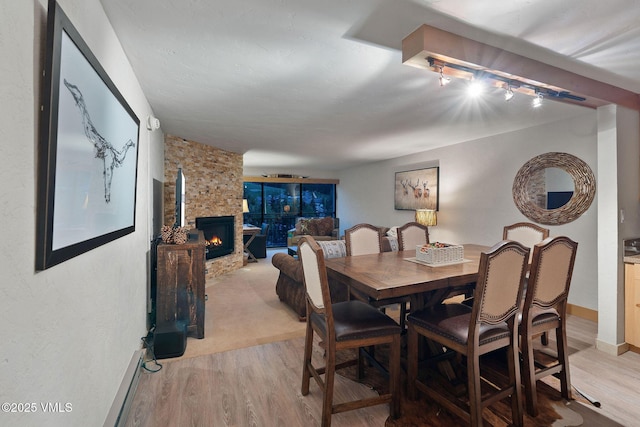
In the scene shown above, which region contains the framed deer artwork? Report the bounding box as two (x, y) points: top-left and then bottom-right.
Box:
(394, 167), (439, 210)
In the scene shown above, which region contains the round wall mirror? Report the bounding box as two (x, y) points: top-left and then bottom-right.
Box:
(512, 152), (596, 225)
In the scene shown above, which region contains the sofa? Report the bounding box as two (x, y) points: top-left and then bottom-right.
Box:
(272, 233), (398, 319)
(287, 217), (339, 247)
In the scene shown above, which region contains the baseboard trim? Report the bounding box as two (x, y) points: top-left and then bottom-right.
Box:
(596, 339), (629, 356)
(626, 344), (640, 355)
(103, 349), (144, 427)
(567, 303), (598, 322)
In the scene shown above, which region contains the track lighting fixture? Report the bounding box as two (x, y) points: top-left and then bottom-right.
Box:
(504, 85), (514, 101)
(403, 25), (638, 110)
(438, 66), (451, 86)
(425, 56), (585, 106)
(532, 93), (543, 108)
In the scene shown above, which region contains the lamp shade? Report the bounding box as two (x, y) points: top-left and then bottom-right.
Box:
(242, 199), (249, 213)
(415, 209), (437, 226)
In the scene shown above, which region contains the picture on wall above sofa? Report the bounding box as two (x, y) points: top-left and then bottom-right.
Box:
(394, 167), (439, 211)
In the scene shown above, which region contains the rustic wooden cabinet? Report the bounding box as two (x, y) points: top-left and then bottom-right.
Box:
(156, 230), (206, 339)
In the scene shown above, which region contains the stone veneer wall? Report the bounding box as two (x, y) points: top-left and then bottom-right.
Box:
(164, 134), (244, 278)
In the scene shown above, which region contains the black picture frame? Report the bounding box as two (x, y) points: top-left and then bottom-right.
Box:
(394, 167), (439, 211)
(36, 0), (140, 270)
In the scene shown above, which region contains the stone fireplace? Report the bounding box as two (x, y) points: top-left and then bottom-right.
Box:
(164, 134), (244, 278)
(195, 215), (235, 260)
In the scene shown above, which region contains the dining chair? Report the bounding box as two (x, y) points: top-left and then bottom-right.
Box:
(407, 240), (529, 427)
(503, 221), (551, 344)
(397, 221), (430, 251)
(520, 236), (578, 416)
(344, 223), (383, 256)
(298, 236), (402, 427)
(503, 222), (550, 263)
(344, 223), (410, 330)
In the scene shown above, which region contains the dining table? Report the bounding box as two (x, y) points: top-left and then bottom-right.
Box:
(324, 243), (491, 386)
(324, 244), (490, 312)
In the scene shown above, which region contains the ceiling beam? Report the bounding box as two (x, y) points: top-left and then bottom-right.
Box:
(402, 24), (640, 111)
(243, 176), (340, 184)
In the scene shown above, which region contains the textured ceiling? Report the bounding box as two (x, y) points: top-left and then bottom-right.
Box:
(99, 0), (640, 171)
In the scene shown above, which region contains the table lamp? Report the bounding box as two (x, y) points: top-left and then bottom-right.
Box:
(415, 209), (437, 226)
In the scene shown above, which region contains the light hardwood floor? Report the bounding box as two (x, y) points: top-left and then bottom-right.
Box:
(127, 249), (640, 426)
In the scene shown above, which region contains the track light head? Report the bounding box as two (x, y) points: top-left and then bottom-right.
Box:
(532, 93), (543, 108)
(438, 67), (451, 86)
(467, 80), (485, 98)
(504, 85), (514, 101)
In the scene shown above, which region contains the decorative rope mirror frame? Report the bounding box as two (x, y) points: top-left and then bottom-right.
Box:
(512, 152), (596, 225)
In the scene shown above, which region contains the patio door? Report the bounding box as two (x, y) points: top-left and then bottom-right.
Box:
(243, 181), (336, 247)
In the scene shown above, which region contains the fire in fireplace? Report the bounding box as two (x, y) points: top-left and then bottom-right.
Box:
(195, 216), (235, 259)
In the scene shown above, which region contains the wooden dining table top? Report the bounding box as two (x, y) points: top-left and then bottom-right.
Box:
(324, 244), (490, 302)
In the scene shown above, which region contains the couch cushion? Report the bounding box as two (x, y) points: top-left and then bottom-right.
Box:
(387, 236), (399, 251)
(317, 240), (347, 259)
(315, 217), (335, 236)
(297, 218), (319, 235)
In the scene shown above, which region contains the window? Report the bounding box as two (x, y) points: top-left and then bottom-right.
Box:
(243, 181), (336, 247)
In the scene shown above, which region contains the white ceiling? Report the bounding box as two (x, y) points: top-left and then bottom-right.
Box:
(99, 0), (640, 171)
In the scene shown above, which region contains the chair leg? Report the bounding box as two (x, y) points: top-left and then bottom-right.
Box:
(301, 320), (314, 396)
(467, 353), (483, 427)
(407, 324), (419, 401)
(521, 328), (539, 417)
(508, 339), (524, 427)
(357, 347), (365, 380)
(399, 302), (407, 330)
(322, 343), (336, 427)
(541, 331), (549, 346)
(556, 325), (572, 400)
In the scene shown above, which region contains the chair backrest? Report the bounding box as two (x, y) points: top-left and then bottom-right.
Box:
(397, 222), (430, 251)
(344, 223), (383, 256)
(524, 236), (578, 313)
(472, 240), (529, 328)
(298, 236), (332, 313)
(503, 222), (550, 262)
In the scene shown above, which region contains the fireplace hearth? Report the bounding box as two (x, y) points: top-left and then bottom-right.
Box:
(195, 216), (235, 259)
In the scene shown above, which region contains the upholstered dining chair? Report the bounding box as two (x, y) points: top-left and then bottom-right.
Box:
(397, 221), (430, 251)
(298, 236), (402, 427)
(520, 236), (578, 417)
(503, 221), (551, 343)
(344, 223), (410, 330)
(407, 240), (529, 427)
(344, 223), (383, 256)
(503, 222), (550, 263)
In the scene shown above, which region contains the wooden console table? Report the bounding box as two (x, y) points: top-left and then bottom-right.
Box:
(243, 224), (261, 263)
(156, 230), (206, 338)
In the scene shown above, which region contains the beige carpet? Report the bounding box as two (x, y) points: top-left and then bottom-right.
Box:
(169, 249), (306, 360)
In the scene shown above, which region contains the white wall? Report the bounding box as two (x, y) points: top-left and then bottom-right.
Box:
(337, 112), (599, 310)
(0, 1), (164, 426)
